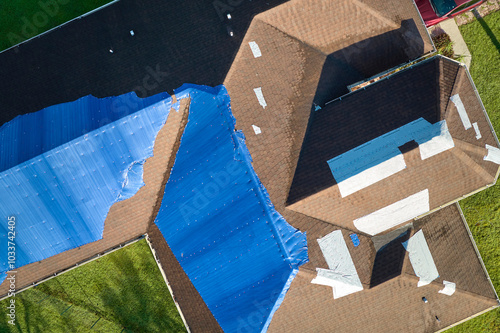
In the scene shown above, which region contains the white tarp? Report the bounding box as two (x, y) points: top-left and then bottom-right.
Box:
(402, 229), (439, 287)
(248, 41), (262, 58)
(450, 94), (472, 130)
(473, 122), (482, 140)
(252, 125), (261, 135)
(438, 281), (456, 296)
(484, 144), (500, 164)
(253, 87), (267, 109)
(337, 154), (406, 197)
(418, 121), (455, 160)
(311, 230), (363, 299)
(353, 189), (430, 236)
(312, 268), (364, 299)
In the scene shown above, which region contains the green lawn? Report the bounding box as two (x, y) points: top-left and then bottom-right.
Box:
(0, 0), (114, 51)
(448, 11), (500, 333)
(0, 239), (187, 332)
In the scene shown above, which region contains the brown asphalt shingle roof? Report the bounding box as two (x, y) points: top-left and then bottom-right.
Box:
(267, 205), (498, 333)
(1, 0), (498, 331)
(224, 0), (499, 330)
(287, 57), (500, 233)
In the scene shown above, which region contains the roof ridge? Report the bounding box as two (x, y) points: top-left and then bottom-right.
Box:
(449, 145), (494, 184)
(443, 61), (465, 120)
(351, 0), (400, 30)
(454, 138), (487, 154)
(253, 16), (329, 57)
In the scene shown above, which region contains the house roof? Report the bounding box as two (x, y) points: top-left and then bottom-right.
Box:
(287, 56), (500, 234)
(0, 97), (191, 297)
(0, 91), (176, 283)
(223, 0), (499, 330)
(224, 0), (434, 210)
(1, 0), (498, 331)
(267, 204), (498, 333)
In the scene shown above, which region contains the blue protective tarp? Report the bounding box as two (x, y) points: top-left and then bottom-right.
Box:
(327, 118), (446, 183)
(154, 84), (308, 333)
(0, 93), (174, 283)
(0, 92), (170, 173)
(349, 234), (360, 247)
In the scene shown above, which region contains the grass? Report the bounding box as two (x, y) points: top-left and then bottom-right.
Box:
(0, 239), (187, 332)
(447, 10), (500, 332)
(0, 0), (114, 52)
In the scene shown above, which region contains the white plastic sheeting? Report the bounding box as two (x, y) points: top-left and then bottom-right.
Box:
(252, 124), (262, 135)
(484, 144), (500, 164)
(248, 41), (262, 58)
(402, 230), (439, 287)
(337, 155), (406, 197)
(473, 122), (482, 140)
(311, 230), (363, 299)
(418, 121), (455, 160)
(438, 281), (456, 296)
(353, 189), (430, 236)
(253, 87), (267, 109)
(450, 94), (472, 130)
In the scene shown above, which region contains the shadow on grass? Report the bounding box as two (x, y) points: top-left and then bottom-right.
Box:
(472, 9), (500, 55)
(98, 249), (186, 332)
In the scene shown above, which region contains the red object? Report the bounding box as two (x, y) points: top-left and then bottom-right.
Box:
(415, 0), (485, 27)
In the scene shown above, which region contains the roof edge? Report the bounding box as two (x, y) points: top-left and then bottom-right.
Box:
(436, 303), (499, 333)
(0, 235), (146, 301)
(145, 234), (191, 333)
(413, 180), (495, 222)
(410, 0), (437, 54)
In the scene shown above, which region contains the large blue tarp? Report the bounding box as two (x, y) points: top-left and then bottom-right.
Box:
(0, 93), (173, 283)
(154, 84), (308, 333)
(0, 92), (170, 173)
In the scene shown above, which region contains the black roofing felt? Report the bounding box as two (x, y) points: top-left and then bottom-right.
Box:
(0, 0), (289, 126)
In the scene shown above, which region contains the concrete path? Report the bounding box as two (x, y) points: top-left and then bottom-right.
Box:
(428, 19), (472, 68)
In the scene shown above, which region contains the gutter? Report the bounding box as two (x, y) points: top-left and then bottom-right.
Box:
(145, 234), (191, 333)
(436, 304), (499, 333)
(0, 234), (145, 301)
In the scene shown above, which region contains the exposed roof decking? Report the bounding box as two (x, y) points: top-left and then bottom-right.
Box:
(0, 0), (292, 126)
